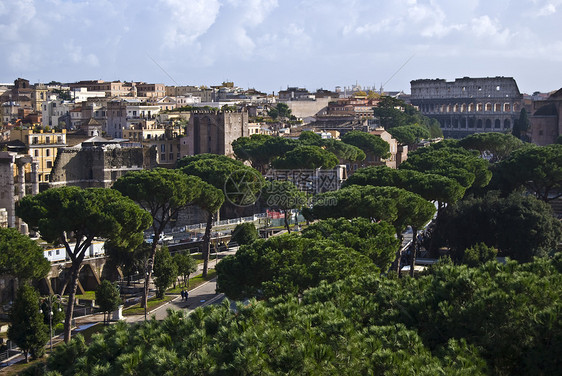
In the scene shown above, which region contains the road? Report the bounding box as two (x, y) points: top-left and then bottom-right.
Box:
(0, 250), (235, 369)
(143, 278), (224, 321)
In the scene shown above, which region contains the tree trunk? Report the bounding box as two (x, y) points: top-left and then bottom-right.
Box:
(284, 210), (291, 234)
(63, 261), (82, 343)
(143, 239), (159, 320)
(202, 212), (213, 278)
(409, 226), (418, 277)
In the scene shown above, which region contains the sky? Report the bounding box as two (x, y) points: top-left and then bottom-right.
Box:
(1, 0), (561, 95)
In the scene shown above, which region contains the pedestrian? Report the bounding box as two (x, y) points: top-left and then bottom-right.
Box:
(185, 290), (189, 301)
(180, 290), (185, 301)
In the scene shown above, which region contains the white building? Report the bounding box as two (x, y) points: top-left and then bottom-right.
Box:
(70, 87), (106, 103)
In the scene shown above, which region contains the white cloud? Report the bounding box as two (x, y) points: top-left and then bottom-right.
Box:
(470, 15), (512, 44)
(162, 0), (221, 48)
(226, 0), (278, 26)
(537, 2), (557, 15)
(0, 0), (560, 94)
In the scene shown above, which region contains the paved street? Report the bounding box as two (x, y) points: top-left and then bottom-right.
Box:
(0, 250), (235, 370)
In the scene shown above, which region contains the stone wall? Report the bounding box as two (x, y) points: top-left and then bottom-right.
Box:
(188, 110), (249, 157)
(283, 98), (332, 119)
(410, 77), (523, 138)
(49, 146), (156, 188)
(530, 89), (562, 145)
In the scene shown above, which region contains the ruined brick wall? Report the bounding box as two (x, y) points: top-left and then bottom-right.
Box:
(410, 77), (523, 138)
(188, 110), (248, 156)
(50, 146), (156, 188)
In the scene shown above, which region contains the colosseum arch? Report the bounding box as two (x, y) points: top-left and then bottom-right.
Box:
(504, 103), (511, 112)
(494, 119), (501, 128)
(477, 103), (483, 112)
(504, 119), (511, 129)
(477, 119), (483, 128)
(494, 103), (501, 112)
(485, 119), (492, 128)
(468, 118), (475, 128)
(485, 103), (492, 112)
(468, 103), (474, 112)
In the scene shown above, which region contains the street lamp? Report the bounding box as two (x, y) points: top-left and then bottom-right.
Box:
(41, 294), (62, 353)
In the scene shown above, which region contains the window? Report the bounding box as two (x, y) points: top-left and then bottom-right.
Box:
(45, 136), (50, 143)
(56, 249), (60, 255)
(46, 149), (50, 157)
(34, 150), (39, 157)
(47, 161), (52, 168)
(160, 144), (165, 152)
(169, 153), (173, 160)
(32, 137), (38, 144)
(161, 154), (166, 161)
(48, 251), (52, 257)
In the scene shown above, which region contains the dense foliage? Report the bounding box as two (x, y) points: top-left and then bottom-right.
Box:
(492, 144), (562, 201)
(174, 251), (198, 287)
(399, 145), (492, 190)
(153, 247), (178, 298)
(216, 234), (377, 299)
(457, 132), (524, 163)
(272, 145), (339, 170)
(45, 257), (562, 375)
(373, 96), (443, 138)
(16, 186), (151, 343)
(341, 130), (390, 159)
(387, 124), (430, 145)
(96, 280), (122, 325)
(233, 132), (364, 173)
(261, 180), (307, 232)
(344, 165), (465, 206)
(300, 217), (399, 269)
(304, 185), (435, 235)
(8, 284), (49, 362)
(0, 227), (50, 280)
(113, 168), (206, 308)
(440, 192), (562, 262)
(230, 222), (259, 246)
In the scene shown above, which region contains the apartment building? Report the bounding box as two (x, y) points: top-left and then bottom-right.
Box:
(10, 128), (67, 183)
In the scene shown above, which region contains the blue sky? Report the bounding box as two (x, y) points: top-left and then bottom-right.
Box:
(1, 0), (561, 94)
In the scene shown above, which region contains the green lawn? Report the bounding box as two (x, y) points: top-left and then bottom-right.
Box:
(168, 270), (217, 294)
(74, 291), (96, 300)
(124, 269), (217, 315)
(122, 295), (174, 316)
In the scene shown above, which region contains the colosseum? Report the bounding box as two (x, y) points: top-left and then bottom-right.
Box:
(409, 77), (523, 138)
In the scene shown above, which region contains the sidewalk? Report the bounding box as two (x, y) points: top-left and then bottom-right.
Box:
(0, 251), (234, 369)
(75, 251), (230, 326)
